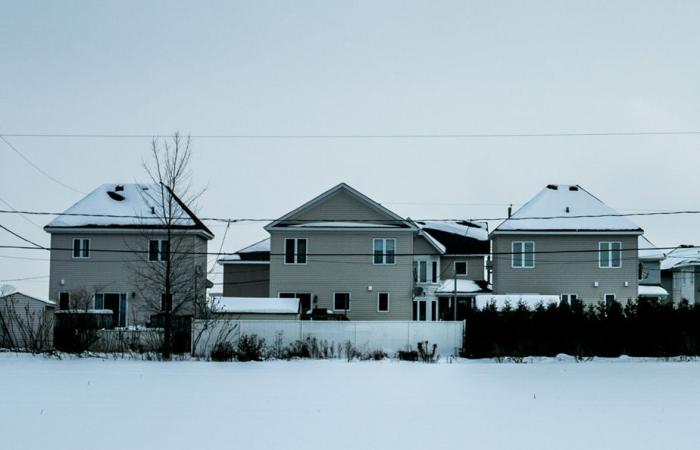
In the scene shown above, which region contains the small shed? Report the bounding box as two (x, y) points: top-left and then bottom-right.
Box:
(212, 297), (301, 320)
(0, 292), (55, 350)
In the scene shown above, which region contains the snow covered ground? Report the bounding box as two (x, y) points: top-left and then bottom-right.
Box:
(1, 354), (700, 450)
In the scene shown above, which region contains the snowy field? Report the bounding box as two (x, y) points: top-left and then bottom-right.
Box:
(2, 354), (700, 450)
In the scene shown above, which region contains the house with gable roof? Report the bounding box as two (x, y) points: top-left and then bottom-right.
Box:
(490, 184), (644, 305)
(44, 184), (214, 327)
(219, 183), (490, 320)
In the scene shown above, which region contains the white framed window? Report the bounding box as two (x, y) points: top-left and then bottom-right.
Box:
(512, 241), (535, 268)
(431, 261), (438, 283)
(455, 261), (467, 276)
(72, 238), (90, 258)
(377, 292), (390, 312)
(604, 293), (616, 307)
(333, 292), (351, 311)
(373, 238), (396, 265)
(58, 292), (70, 310)
(149, 240), (169, 262)
(599, 242), (622, 268)
(561, 293), (578, 304)
(284, 238), (307, 264)
(94, 293), (128, 327)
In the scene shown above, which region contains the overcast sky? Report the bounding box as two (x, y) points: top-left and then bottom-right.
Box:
(2, 1), (700, 298)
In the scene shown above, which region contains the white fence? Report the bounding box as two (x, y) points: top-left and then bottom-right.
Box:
(192, 320), (465, 357)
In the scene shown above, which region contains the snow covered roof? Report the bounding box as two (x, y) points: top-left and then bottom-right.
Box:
(218, 238), (271, 264)
(436, 279), (491, 294)
(417, 221), (490, 255)
(474, 294), (560, 310)
(45, 184), (213, 238)
(493, 185), (642, 234)
(0, 292), (55, 306)
(638, 236), (665, 261)
(638, 285), (669, 297)
(213, 297), (300, 314)
(296, 221), (400, 228)
(661, 246), (700, 271)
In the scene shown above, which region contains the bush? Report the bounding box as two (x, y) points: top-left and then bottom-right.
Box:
(398, 350), (418, 361)
(417, 341), (439, 363)
(210, 341), (236, 362)
(236, 334), (266, 362)
(462, 299), (700, 359)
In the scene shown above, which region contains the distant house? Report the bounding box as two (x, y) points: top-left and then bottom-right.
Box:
(218, 183), (489, 320)
(637, 236), (669, 302)
(44, 184), (214, 327)
(218, 239), (270, 298)
(490, 184), (643, 305)
(0, 291), (55, 350)
(660, 246), (700, 304)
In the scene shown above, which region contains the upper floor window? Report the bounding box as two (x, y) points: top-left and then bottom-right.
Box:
(285, 238), (307, 264)
(149, 239), (169, 262)
(599, 242), (622, 268)
(73, 239), (90, 258)
(455, 261), (467, 276)
(512, 241), (535, 268)
(373, 238), (396, 264)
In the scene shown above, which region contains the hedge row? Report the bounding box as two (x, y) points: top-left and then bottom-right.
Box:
(462, 299), (700, 358)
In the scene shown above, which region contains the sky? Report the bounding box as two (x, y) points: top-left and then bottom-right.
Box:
(1, 1), (700, 299)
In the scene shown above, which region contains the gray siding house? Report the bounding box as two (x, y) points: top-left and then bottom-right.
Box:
(660, 246), (700, 304)
(45, 184), (213, 327)
(220, 183), (489, 321)
(0, 291), (55, 350)
(491, 184), (643, 305)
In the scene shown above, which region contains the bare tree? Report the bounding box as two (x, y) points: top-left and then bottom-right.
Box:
(132, 133), (208, 360)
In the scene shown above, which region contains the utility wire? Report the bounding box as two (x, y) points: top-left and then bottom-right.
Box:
(0, 135), (86, 195)
(2, 208), (700, 223)
(0, 224), (46, 249)
(3, 130), (700, 139)
(0, 243), (694, 257)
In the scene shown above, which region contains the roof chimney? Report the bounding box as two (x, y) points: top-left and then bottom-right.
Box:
(507, 204), (512, 218)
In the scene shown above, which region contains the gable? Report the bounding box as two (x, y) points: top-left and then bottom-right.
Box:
(266, 183), (414, 229)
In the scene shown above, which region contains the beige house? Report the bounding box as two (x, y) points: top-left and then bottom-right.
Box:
(44, 184), (213, 327)
(491, 184), (643, 306)
(219, 183), (489, 321)
(0, 291), (55, 350)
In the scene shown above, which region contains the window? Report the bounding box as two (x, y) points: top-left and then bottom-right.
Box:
(418, 261), (427, 282)
(72, 239), (90, 258)
(599, 242), (622, 268)
(373, 238), (396, 264)
(59, 292), (70, 310)
(561, 293), (578, 304)
(95, 293), (127, 327)
(512, 241), (535, 268)
(334, 293), (351, 311)
(279, 292), (312, 314)
(431, 261), (438, 283)
(161, 294), (173, 312)
(455, 261), (467, 276)
(149, 240), (169, 262)
(285, 238), (307, 264)
(377, 293), (390, 312)
(604, 293), (616, 307)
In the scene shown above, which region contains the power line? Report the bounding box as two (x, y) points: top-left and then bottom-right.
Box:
(0, 224), (46, 249)
(0, 135), (86, 195)
(0, 243), (694, 258)
(0, 275), (49, 283)
(2, 208), (700, 223)
(3, 130), (700, 139)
